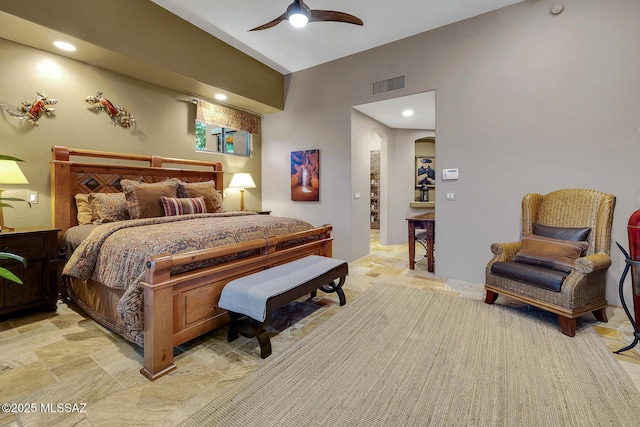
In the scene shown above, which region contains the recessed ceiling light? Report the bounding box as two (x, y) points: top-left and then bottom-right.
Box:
(53, 41), (76, 51)
(214, 93), (228, 101)
(402, 109), (414, 117)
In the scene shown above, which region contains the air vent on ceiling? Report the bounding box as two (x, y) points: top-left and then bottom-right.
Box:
(372, 75), (406, 95)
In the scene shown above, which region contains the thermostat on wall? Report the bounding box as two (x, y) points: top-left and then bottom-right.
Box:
(442, 168), (459, 180)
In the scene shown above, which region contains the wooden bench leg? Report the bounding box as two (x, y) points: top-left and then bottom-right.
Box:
(227, 311), (273, 358)
(227, 312), (240, 342)
(257, 329), (272, 359)
(314, 276), (347, 306)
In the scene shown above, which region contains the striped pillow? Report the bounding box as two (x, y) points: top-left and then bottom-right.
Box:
(160, 196), (207, 216)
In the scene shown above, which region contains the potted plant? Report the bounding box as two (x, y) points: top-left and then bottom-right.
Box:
(0, 252), (27, 284)
(0, 154), (29, 284)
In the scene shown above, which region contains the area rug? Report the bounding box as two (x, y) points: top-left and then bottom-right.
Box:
(182, 284), (640, 426)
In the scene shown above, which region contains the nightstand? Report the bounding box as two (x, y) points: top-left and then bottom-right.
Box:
(250, 210), (271, 215)
(0, 228), (59, 317)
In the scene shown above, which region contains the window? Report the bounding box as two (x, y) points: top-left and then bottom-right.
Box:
(195, 121), (252, 156)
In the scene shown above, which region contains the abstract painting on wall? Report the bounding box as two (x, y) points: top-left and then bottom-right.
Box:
(291, 149), (320, 201)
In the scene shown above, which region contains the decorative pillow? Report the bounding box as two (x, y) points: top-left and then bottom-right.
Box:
(177, 180), (225, 213)
(161, 196), (207, 216)
(121, 178), (180, 219)
(88, 192), (129, 224)
(532, 223), (591, 242)
(514, 234), (589, 273)
(75, 193), (97, 225)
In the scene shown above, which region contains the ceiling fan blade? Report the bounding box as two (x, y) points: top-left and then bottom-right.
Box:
(309, 10), (363, 26)
(249, 13), (287, 31)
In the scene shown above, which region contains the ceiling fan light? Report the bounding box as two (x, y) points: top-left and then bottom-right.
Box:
(289, 12), (308, 27)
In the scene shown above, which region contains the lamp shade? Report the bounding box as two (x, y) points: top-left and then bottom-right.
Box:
(0, 160), (29, 185)
(228, 173), (256, 189)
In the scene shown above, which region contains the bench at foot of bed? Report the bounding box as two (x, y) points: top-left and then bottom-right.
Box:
(219, 255), (348, 358)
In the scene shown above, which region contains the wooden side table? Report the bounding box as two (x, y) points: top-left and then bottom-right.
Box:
(0, 228), (59, 317)
(407, 213), (435, 272)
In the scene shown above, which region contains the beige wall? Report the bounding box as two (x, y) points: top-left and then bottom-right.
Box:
(0, 38), (263, 228)
(262, 0), (640, 306)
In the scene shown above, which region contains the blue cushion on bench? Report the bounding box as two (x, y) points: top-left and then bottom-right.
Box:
(490, 261), (568, 292)
(219, 255), (347, 321)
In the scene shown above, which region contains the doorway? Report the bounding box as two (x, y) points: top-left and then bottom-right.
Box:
(352, 90), (436, 253)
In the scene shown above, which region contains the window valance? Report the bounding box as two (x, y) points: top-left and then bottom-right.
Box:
(195, 100), (260, 135)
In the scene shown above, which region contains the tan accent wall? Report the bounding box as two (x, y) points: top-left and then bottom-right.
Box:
(0, 38), (263, 228)
(0, 0), (283, 114)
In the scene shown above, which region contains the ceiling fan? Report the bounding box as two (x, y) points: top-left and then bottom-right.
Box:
(249, 0), (364, 31)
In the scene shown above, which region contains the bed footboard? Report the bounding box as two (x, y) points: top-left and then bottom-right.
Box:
(140, 225), (333, 380)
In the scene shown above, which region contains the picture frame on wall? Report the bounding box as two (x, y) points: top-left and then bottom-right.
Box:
(416, 156), (436, 188)
(291, 149), (320, 201)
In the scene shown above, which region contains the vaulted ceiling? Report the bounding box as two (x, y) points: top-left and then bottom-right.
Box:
(152, 0), (524, 74)
(151, 0), (523, 128)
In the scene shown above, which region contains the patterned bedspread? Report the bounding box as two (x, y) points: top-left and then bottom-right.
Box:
(62, 212), (315, 341)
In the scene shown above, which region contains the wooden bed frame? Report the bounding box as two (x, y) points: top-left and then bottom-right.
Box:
(51, 146), (333, 380)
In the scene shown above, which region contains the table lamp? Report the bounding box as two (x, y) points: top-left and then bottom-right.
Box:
(0, 160), (29, 232)
(228, 173), (256, 211)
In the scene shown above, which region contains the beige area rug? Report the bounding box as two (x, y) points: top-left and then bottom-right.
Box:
(182, 284), (640, 427)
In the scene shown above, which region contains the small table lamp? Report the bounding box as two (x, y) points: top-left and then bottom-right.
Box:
(228, 173), (256, 211)
(0, 160), (29, 232)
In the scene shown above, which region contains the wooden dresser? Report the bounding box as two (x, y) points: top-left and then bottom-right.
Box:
(0, 228), (59, 317)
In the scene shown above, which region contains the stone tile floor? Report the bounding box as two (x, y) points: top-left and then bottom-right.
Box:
(0, 231), (638, 426)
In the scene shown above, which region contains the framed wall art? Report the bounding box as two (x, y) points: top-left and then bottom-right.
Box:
(291, 149), (320, 201)
(416, 156), (436, 188)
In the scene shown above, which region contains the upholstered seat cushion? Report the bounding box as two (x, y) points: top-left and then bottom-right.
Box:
(490, 261), (568, 292)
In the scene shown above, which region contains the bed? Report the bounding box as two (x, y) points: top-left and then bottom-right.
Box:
(51, 146), (333, 380)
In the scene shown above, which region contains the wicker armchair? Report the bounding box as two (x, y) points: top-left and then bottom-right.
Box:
(485, 188), (616, 336)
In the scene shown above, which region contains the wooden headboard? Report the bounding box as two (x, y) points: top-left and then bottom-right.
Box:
(50, 145), (224, 237)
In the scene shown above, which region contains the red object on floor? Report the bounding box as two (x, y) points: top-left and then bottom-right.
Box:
(627, 209), (640, 324)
